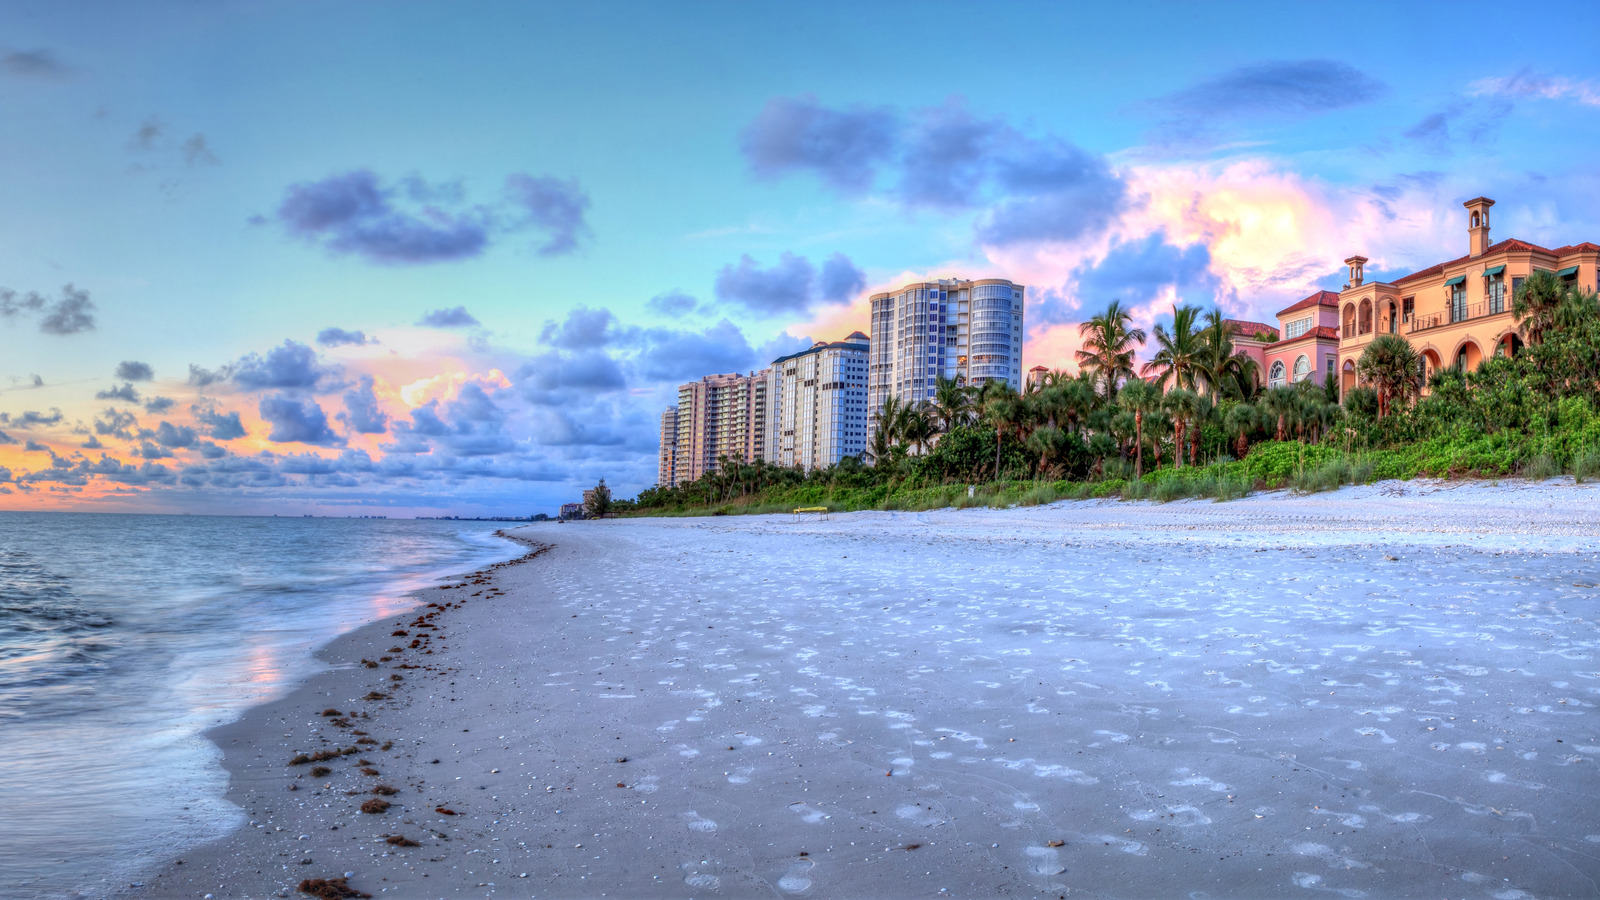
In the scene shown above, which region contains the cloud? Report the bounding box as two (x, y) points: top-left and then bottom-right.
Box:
(24, 440), (49, 452)
(1, 284), (97, 334)
(1152, 59), (1385, 120)
(1470, 69), (1600, 107)
(153, 421), (199, 448)
(817, 253), (866, 304)
(740, 93), (897, 193)
(1, 48), (70, 79)
(337, 376), (389, 434)
(258, 394), (343, 446)
(539, 306), (622, 349)
(418, 306), (480, 328)
(978, 139), (1128, 246)
(316, 327), (376, 347)
(127, 117), (165, 153)
(1068, 231), (1219, 320)
(232, 340), (334, 390)
(274, 169), (489, 264)
(517, 350), (628, 406)
(188, 363), (229, 387)
(271, 169), (592, 265)
(143, 396), (175, 413)
(898, 98), (997, 207)
(635, 318), (758, 381)
(503, 174), (591, 256)
(116, 360), (154, 381)
(194, 405), (247, 440)
(94, 408), (139, 440)
(96, 382), (142, 403)
(0, 430), (15, 445)
(181, 134), (219, 167)
(646, 290), (698, 316)
(1, 408), (64, 428)
(714, 252), (816, 314)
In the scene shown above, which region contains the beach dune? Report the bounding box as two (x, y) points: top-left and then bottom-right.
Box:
(146, 480), (1600, 898)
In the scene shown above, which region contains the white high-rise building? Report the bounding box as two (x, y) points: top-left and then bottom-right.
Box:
(868, 278), (1025, 438)
(766, 331), (870, 470)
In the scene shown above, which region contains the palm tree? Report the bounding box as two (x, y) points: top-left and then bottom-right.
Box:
(1224, 402), (1258, 459)
(1356, 334), (1423, 418)
(1195, 309), (1258, 399)
(1262, 387), (1300, 440)
(1117, 378), (1162, 478)
(1076, 300), (1147, 402)
(869, 396), (910, 465)
(1141, 304), (1206, 392)
(980, 382), (1024, 480)
(902, 404), (935, 455)
(930, 376), (973, 432)
(1162, 387), (1203, 468)
(1513, 268), (1568, 347)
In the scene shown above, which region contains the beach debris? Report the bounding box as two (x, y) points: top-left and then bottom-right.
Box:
(435, 806), (458, 815)
(1047, 839), (1065, 847)
(903, 843), (922, 851)
(389, 674), (403, 682)
(361, 660), (378, 669)
(321, 709), (343, 717)
(361, 691), (387, 701)
(372, 784), (398, 796)
(360, 799), (390, 814)
(391, 630), (408, 637)
(359, 767), (379, 776)
(309, 766), (332, 778)
(297, 877), (370, 899)
(384, 834), (420, 847)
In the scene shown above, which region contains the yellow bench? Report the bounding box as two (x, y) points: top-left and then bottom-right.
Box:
(793, 506), (830, 520)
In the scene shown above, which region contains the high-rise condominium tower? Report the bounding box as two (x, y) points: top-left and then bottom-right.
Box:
(667, 370), (770, 486)
(657, 406), (678, 487)
(867, 278), (1025, 436)
(765, 331), (870, 470)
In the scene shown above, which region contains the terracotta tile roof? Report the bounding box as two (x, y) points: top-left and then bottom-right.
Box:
(1276, 290), (1341, 317)
(1225, 319), (1278, 340)
(1387, 237), (1599, 287)
(1273, 325), (1341, 347)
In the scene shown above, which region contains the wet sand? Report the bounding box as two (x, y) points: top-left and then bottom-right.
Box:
(139, 480), (1600, 899)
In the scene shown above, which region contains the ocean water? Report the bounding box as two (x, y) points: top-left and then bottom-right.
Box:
(0, 512), (523, 899)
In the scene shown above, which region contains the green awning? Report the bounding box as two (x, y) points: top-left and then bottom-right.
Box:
(1557, 265), (1579, 278)
(1481, 265), (1505, 277)
(1444, 275), (1465, 286)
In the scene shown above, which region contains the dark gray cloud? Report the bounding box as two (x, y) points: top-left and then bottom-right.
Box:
(1063, 231), (1219, 325)
(275, 170), (489, 264)
(418, 306), (479, 328)
(539, 306), (621, 349)
(636, 318), (758, 382)
(740, 94), (897, 193)
(271, 169), (591, 265)
(188, 363), (228, 387)
(143, 396), (175, 414)
(96, 383), (141, 403)
(116, 360), (154, 381)
(503, 174), (590, 256)
(739, 96), (1125, 248)
(232, 340), (334, 390)
(646, 290), (698, 317)
(153, 421), (199, 448)
(258, 394), (343, 446)
(24, 439), (48, 452)
(0, 429), (15, 445)
(715, 252), (816, 314)
(192, 405), (247, 440)
(198, 441), (226, 459)
(517, 350), (628, 406)
(81, 435), (103, 449)
(817, 253), (866, 303)
(1, 48), (70, 78)
(316, 327), (375, 347)
(94, 408), (139, 440)
(337, 376), (389, 434)
(1, 408), (64, 428)
(181, 134), (219, 167)
(1, 284), (97, 334)
(1399, 99), (1507, 156)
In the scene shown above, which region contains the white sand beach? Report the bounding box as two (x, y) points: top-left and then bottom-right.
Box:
(141, 480), (1600, 899)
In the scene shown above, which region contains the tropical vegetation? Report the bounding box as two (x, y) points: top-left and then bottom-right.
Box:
(633, 278), (1600, 515)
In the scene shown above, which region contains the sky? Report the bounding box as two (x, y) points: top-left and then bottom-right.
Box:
(2, 0), (1599, 516)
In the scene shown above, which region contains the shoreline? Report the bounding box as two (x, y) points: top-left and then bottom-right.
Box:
(137, 484), (1600, 899)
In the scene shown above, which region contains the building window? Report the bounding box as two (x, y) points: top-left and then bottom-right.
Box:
(1292, 355), (1311, 383)
(1450, 282), (1467, 323)
(1285, 316), (1313, 339)
(1401, 296), (1414, 324)
(1512, 275), (1525, 307)
(1487, 275), (1505, 314)
(1325, 354), (1336, 380)
(1269, 360), (1286, 388)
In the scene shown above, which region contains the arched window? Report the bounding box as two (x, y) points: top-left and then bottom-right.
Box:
(1269, 360), (1286, 388)
(1342, 304), (1357, 338)
(1358, 299), (1373, 334)
(1292, 355), (1311, 383)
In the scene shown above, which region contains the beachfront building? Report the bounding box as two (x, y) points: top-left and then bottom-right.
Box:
(1026, 365), (1050, 391)
(1226, 319), (1279, 388)
(1263, 291), (1341, 389)
(1337, 196), (1600, 393)
(657, 407), (678, 487)
(868, 277), (1025, 442)
(765, 331), (871, 470)
(667, 370), (770, 486)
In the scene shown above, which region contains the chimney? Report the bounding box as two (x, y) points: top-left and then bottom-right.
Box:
(1464, 196), (1494, 258)
(1344, 256), (1368, 289)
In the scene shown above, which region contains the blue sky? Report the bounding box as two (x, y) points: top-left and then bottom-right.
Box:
(2, 0), (1599, 514)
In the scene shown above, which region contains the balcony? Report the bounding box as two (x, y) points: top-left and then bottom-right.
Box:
(1406, 301), (1507, 334)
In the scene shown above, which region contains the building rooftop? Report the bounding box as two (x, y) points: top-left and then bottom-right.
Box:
(1226, 319), (1278, 340)
(1387, 238), (1600, 288)
(1276, 290), (1341, 317)
(1273, 325), (1341, 346)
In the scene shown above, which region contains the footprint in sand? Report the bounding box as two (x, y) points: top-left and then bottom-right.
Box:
(727, 767), (754, 784)
(1024, 844), (1066, 875)
(681, 811), (718, 833)
(895, 804), (945, 827)
(680, 863), (721, 890)
(788, 801), (827, 823)
(776, 858), (814, 893)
